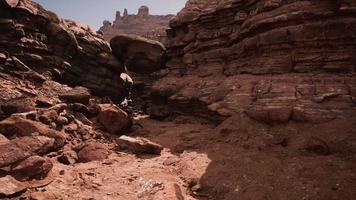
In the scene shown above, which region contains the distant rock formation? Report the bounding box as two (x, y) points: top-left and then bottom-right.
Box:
(99, 6), (174, 42)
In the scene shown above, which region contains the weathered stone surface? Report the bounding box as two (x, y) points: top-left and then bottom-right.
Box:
(100, 6), (173, 42)
(39, 110), (58, 125)
(152, 0), (356, 123)
(116, 135), (163, 155)
(59, 86), (90, 105)
(98, 104), (130, 134)
(77, 142), (110, 163)
(0, 175), (27, 197)
(111, 34), (167, 74)
(0, 0), (126, 98)
(0, 136), (55, 168)
(10, 156), (53, 181)
(57, 150), (78, 165)
(0, 115), (66, 146)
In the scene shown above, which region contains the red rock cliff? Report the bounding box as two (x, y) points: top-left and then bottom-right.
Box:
(152, 0), (356, 123)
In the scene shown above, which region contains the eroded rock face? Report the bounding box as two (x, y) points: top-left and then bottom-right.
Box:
(153, 0), (356, 123)
(0, 0), (126, 99)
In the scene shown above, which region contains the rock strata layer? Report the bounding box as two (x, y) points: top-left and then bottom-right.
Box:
(0, 0), (126, 99)
(153, 0), (356, 123)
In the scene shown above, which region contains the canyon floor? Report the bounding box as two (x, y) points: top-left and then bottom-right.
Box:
(8, 113), (355, 200)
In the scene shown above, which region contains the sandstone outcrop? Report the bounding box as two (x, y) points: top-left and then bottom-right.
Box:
(0, 0), (126, 99)
(152, 0), (356, 124)
(100, 6), (174, 42)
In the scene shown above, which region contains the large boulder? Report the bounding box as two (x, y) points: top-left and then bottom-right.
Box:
(110, 34), (167, 74)
(10, 156), (53, 181)
(98, 104), (131, 134)
(0, 136), (56, 168)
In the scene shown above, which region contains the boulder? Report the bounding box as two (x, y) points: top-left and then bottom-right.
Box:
(98, 104), (130, 134)
(116, 135), (163, 155)
(77, 142), (110, 163)
(10, 156), (53, 181)
(59, 87), (91, 105)
(110, 34), (167, 74)
(0, 136), (55, 168)
(0, 176), (27, 197)
(0, 115), (66, 147)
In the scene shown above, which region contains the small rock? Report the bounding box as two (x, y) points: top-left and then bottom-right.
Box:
(77, 142), (110, 163)
(70, 103), (91, 117)
(74, 112), (92, 126)
(48, 103), (68, 113)
(59, 87), (91, 104)
(39, 110), (58, 125)
(30, 191), (59, 200)
(35, 97), (53, 108)
(163, 157), (180, 166)
(116, 135), (163, 155)
(0, 175), (27, 197)
(58, 150), (78, 165)
(10, 156), (53, 181)
(55, 116), (69, 126)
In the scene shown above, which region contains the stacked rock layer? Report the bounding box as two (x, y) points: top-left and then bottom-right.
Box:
(0, 0), (126, 99)
(152, 0), (356, 123)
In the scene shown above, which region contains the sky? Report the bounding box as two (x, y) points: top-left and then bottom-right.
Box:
(34, 0), (187, 30)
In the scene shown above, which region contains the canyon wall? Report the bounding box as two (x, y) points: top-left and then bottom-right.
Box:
(152, 0), (356, 123)
(0, 0), (127, 99)
(100, 6), (174, 42)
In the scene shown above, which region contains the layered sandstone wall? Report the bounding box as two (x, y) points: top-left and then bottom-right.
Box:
(0, 0), (127, 99)
(152, 0), (356, 123)
(100, 6), (174, 42)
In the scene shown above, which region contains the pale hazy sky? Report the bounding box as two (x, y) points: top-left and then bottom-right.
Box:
(34, 0), (187, 30)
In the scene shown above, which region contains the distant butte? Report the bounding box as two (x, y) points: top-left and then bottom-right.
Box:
(100, 6), (174, 42)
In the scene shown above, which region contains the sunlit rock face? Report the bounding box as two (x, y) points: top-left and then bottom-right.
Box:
(100, 6), (174, 42)
(152, 0), (356, 123)
(0, 0), (126, 98)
